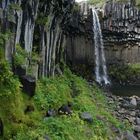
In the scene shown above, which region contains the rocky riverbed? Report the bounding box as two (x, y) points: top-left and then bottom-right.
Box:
(105, 91), (140, 140)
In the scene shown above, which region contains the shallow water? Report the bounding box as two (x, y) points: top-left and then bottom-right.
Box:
(111, 84), (140, 97)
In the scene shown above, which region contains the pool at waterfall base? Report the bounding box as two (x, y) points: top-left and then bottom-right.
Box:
(111, 84), (140, 97)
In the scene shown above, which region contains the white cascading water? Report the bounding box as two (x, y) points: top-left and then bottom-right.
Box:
(92, 9), (110, 85)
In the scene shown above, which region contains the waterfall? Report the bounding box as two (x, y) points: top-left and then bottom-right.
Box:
(92, 9), (110, 85)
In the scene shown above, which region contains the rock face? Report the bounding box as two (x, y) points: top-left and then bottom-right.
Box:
(102, 1), (140, 64)
(123, 131), (138, 140)
(0, 0), (75, 78)
(130, 97), (137, 106)
(67, 1), (140, 67)
(20, 75), (36, 97)
(0, 0), (140, 78)
(106, 93), (140, 139)
(65, 2), (94, 66)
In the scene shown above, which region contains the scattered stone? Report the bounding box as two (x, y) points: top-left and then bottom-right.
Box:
(118, 97), (123, 101)
(111, 125), (120, 134)
(0, 118), (3, 136)
(136, 118), (140, 125)
(134, 125), (140, 133)
(44, 135), (50, 140)
(114, 136), (120, 140)
(20, 75), (36, 97)
(96, 115), (106, 121)
(126, 117), (135, 124)
(108, 100), (114, 104)
(46, 109), (56, 117)
(136, 133), (140, 139)
(123, 131), (138, 140)
(130, 111), (136, 117)
(130, 98), (137, 107)
(80, 112), (93, 123)
(58, 104), (72, 115)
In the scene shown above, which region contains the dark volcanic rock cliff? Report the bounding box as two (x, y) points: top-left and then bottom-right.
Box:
(66, 1), (140, 67)
(0, 0), (140, 79)
(0, 0), (75, 78)
(65, 2), (94, 66)
(102, 1), (140, 64)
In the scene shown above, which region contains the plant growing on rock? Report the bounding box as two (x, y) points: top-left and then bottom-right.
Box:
(13, 44), (28, 67)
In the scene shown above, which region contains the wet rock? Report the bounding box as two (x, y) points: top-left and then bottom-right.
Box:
(44, 135), (50, 140)
(80, 112), (93, 123)
(123, 131), (138, 140)
(14, 65), (26, 77)
(114, 136), (120, 140)
(130, 98), (137, 107)
(120, 101), (130, 109)
(130, 111), (136, 117)
(58, 103), (72, 115)
(96, 115), (106, 121)
(126, 117), (135, 124)
(46, 109), (56, 117)
(0, 118), (3, 136)
(134, 125), (140, 133)
(111, 125), (120, 134)
(20, 75), (36, 97)
(136, 133), (140, 139)
(136, 118), (140, 125)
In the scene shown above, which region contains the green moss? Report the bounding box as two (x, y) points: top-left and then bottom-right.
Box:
(88, 0), (140, 8)
(72, 3), (80, 13)
(13, 44), (28, 67)
(0, 60), (25, 139)
(33, 68), (130, 140)
(9, 3), (21, 11)
(0, 65), (131, 139)
(0, 31), (12, 46)
(109, 63), (140, 83)
(34, 75), (72, 110)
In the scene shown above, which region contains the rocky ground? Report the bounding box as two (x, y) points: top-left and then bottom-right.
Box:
(105, 91), (140, 140)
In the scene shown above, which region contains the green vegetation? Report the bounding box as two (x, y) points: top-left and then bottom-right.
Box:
(88, 0), (105, 6)
(136, 0), (140, 7)
(109, 63), (140, 83)
(0, 31), (12, 46)
(88, 0), (140, 8)
(0, 63), (131, 139)
(36, 13), (49, 26)
(72, 3), (80, 13)
(9, 3), (21, 11)
(13, 44), (28, 67)
(0, 60), (24, 139)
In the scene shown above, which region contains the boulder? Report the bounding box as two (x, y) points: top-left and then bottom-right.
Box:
(80, 112), (93, 123)
(46, 109), (56, 117)
(130, 98), (137, 107)
(134, 125), (140, 133)
(20, 75), (36, 97)
(58, 104), (72, 115)
(123, 131), (138, 140)
(136, 117), (140, 125)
